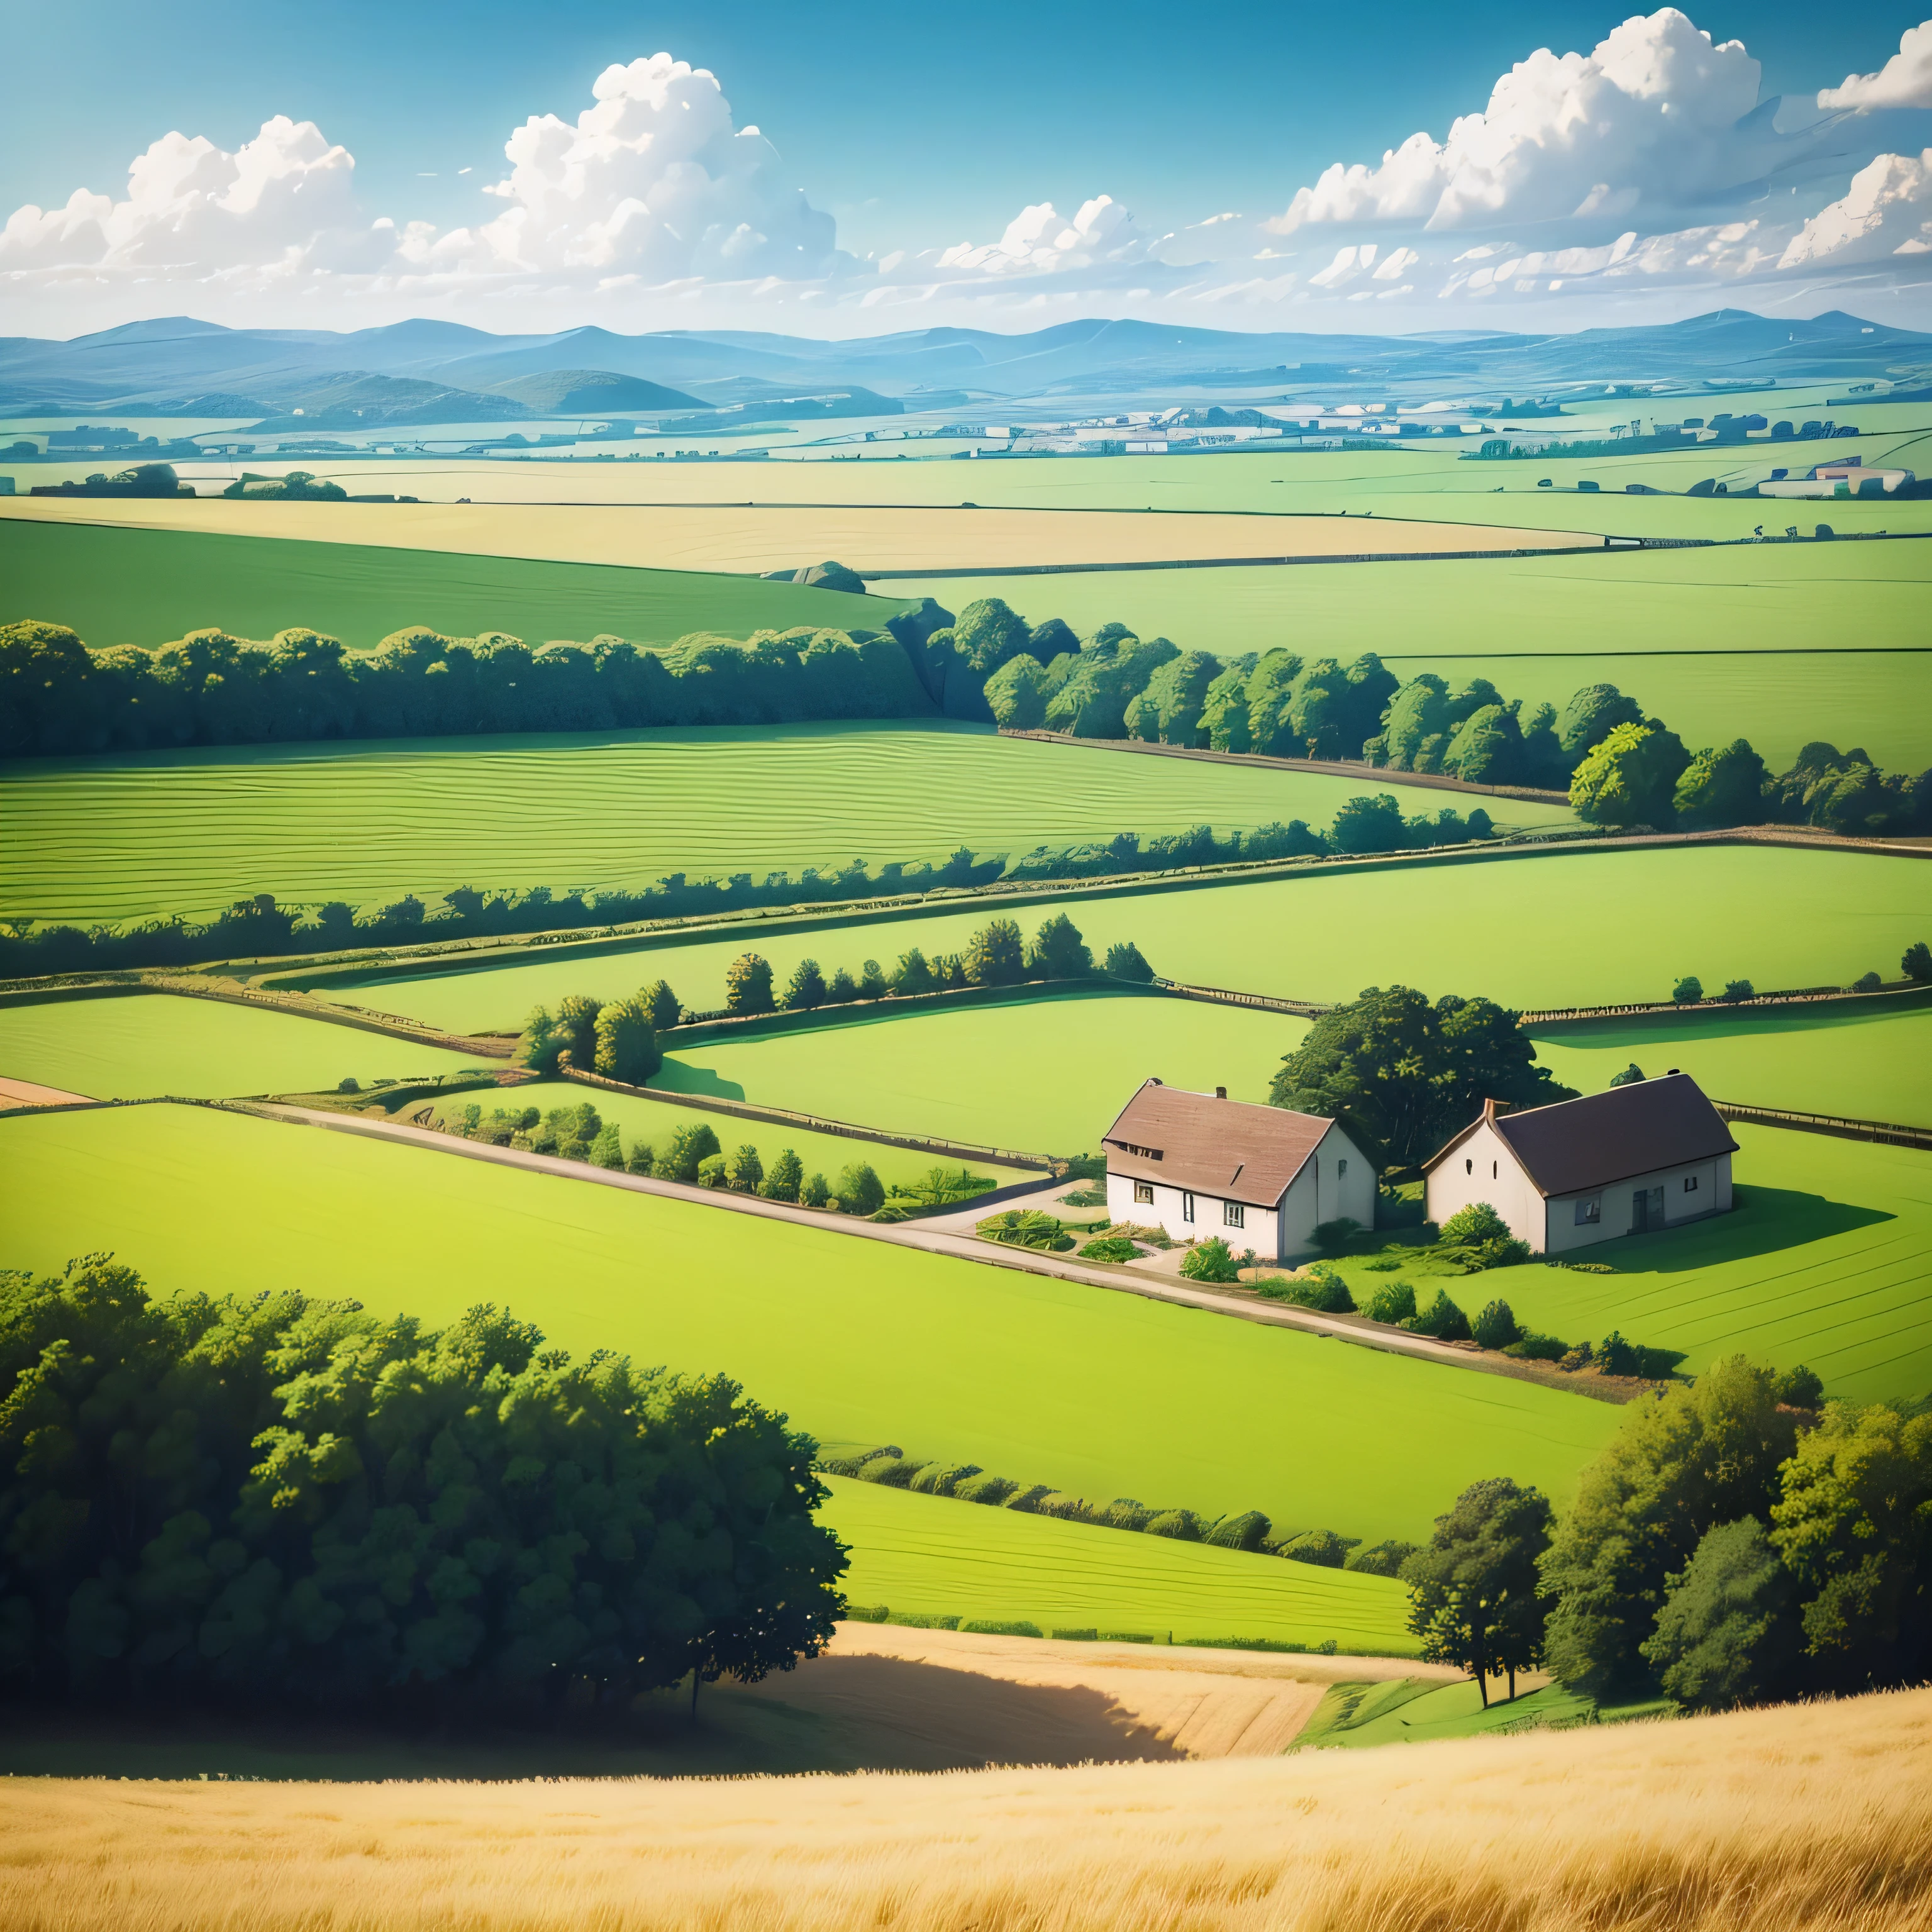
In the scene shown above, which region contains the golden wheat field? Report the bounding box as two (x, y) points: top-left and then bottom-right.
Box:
(5, 1687), (1929, 1932)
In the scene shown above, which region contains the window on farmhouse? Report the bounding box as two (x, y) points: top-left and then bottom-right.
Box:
(1338, 1159), (1348, 1179)
(1492, 1160), (1499, 1179)
(1224, 1202), (1244, 1230)
(1575, 1196), (1601, 1226)
(1465, 1158), (1473, 1174)
(1134, 1180), (1153, 1206)
(1182, 1191), (1196, 1223)
(1684, 1175), (1699, 1192)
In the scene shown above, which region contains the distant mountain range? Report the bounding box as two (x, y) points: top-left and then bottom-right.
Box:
(3, 309), (1928, 418)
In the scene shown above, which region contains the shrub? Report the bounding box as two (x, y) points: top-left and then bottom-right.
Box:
(1472, 1298), (1521, 1350)
(802, 1172), (831, 1208)
(1440, 1202), (1511, 1245)
(886, 1613), (960, 1630)
(724, 952), (775, 1014)
(1362, 1280), (1418, 1324)
(1853, 970), (1883, 993)
(1503, 1332), (1568, 1362)
(1052, 1628), (1099, 1643)
(759, 1149), (804, 1202)
(1180, 1237), (1241, 1283)
(861, 1457), (927, 1489)
(1206, 1509), (1272, 1552)
(1004, 1484), (1055, 1513)
(588, 1123), (626, 1170)
(909, 1462), (981, 1497)
(655, 1121), (721, 1184)
(1597, 1330), (1641, 1377)
(1096, 1498), (1153, 1532)
(1345, 1539), (1421, 1579)
(955, 1473), (1019, 1506)
(959, 1619), (1043, 1638)
(1904, 941), (1931, 984)
(1672, 975), (1704, 1004)
(336, 1077), (360, 1094)
(1028, 912), (1092, 979)
(1280, 1528), (1350, 1568)
(1609, 1062), (1646, 1087)
(1079, 1236), (1143, 1263)
(1102, 940), (1155, 982)
(1718, 979), (1755, 1004)
(1402, 1290), (1472, 1341)
(1145, 1509), (1204, 1541)
(836, 1162), (884, 1215)
(1558, 1342), (1595, 1372)
(977, 1208), (1064, 1248)
(1260, 1272), (1356, 1314)
(1774, 1363), (1824, 1410)
(842, 1604), (890, 1623)
(1311, 1216), (1362, 1254)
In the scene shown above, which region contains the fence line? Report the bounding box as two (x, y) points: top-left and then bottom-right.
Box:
(1521, 983), (1928, 1026)
(1155, 979), (1332, 1018)
(558, 1065), (1056, 1171)
(1713, 1101), (1932, 1152)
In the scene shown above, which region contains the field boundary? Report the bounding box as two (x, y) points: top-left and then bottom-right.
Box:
(857, 539), (1625, 580)
(1711, 1101), (1932, 1152)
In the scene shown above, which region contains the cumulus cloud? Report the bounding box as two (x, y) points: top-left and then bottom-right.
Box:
(1819, 20), (1932, 112)
(1779, 148), (1932, 264)
(921, 196), (1163, 277)
(1267, 8), (1797, 235)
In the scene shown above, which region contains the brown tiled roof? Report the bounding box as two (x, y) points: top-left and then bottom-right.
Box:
(1426, 1073), (1738, 1197)
(1101, 1079), (1338, 1204)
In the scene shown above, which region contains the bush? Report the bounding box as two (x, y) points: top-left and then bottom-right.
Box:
(1439, 1202), (1510, 1245)
(1672, 975), (1704, 1005)
(655, 1121), (721, 1184)
(588, 1123), (626, 1170)
(1774, 1363), (1824, 1410)
(842, 1603), (889, 1623)
(1145, 1509), (1204, 1541)
(1311, 1217), (1363, 1254)
(802, 1172), (831, 1208)
(1079, 1236), (1143, 1263)
(1096, 1498), (1153, 1532)
(336, 1077), (360, 1094)
(836, 1162), (884, 1215)
(959, 1619), (1043, 1638)
(954, 1473), (1020, 1506)
(1503, 1332), (1568, 1362)
(1718, 979), (1755, 1004)
(908, 1462), (981, 1497)
(1180, 1236), (1241, 1283)
(1597, 1330), (1641, 1377)
(1206, 1510), (1272, 1552)
(1102, 940), (1155, 982)
(1280, 1528), (1351, 1568)
(977, 1208), (1064, 1249)
(1558, 1342), (1595, 1372)
(1344, 1539), (1421, 1579)
(726, 1144), (763, 1193)
(759, 1148), (803, 1202)
(1854, 970), (1883, 993)
(1402, 1290), (1472, 1341)
(886, 1613), (960, 1630)
(724, 952), (775, 1014)
(1609, 1062), (1646, 1087)
(696, 1152), (730, 1189)
(1052, 1628), (1099, 1643)
(1259, 1271), (1355, 1313)
(1362, 1279), (1418, 1324)
(860, 1457), (926, 1489)
(1472, 1298), (1521, 1350)
(1904, 941), (1932, 984)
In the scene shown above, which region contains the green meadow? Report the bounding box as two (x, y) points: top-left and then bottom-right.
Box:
(0, 992), (481, 1100)
(494, 1077), (1038, 1189)
(889, 543), (1932, 772)
(341, 845), (1926, 1031)
(0, 721), (1569, 929)
(0, 518), (898, 654)
(1326, 1127), (1932, 1407)
(823, 1476), (1416, 1653)
(652, 989), (1301, 1155)
(1530, 1001), (1932, 1128)
(0, 1103), (1621, 1547)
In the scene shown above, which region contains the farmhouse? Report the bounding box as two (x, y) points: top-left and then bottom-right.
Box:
(1101, 1079), (1377, 1262)
(1423, 1072), (1737, 1255)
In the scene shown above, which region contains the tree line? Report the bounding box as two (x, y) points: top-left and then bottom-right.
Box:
(0, 1257), (846, 1714)
(1402, 1359), (1930, 1713)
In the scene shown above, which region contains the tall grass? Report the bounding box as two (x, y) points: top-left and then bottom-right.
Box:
(4, 1688), (1928, 1930)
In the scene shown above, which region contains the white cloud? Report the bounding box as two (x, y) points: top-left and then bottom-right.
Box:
(925, 196), (1161, 277)
(1819, 20), (1932, 111)
(1267, 8), (1791, 235)
(1779, 149), (1932, 265)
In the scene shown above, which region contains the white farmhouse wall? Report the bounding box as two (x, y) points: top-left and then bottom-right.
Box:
(1279, 1123), (1378, 1257)
(1546, 1152), (1733, 1253)
(1424, 1121), (1546, 1250)
(1105, 1174), (1246, 1252)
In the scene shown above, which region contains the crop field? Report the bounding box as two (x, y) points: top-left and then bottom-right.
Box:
(493, 1077), (1038, 1189)
(340, 845), (1927, 1031)
(0, 721), (1571, 929)
(1530, 999), (1932, 1128)
(889, 544), (1932, 772)
(823, 1476), (1414, 1653)
(0, 993), (482, 1101)
(651, 989), (1301, 1155)
(0, 1104), (1621, 1546)
(0, 518), (899, 654)
(1324, 1126), (1932, 1407)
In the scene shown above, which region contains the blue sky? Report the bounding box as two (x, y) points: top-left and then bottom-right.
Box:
(6, 2), (1932, 337)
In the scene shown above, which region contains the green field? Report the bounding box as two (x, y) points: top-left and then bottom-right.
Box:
(340, 845), (1929, 1030)
(496, 1077), (1038, 1187)
(0, 519), (899, 654)
(0, 721), (1572, 928)
(651, 989), (1302, 1155)
(1325, 1126), (1932, 1407)
(824, 1475), (1416, 1653)
(0, 1104), (1621, 1546)
(1531, 1001), (1932, 1128)
(889, 544), (1932, 772)
(0, 992), (483, 1100)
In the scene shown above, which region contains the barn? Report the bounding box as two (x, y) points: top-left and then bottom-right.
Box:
(1423, 1072), (1738, 1255)
(1102, 1079), (1377, 1262)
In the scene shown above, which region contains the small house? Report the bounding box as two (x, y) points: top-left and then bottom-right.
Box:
(1422, 1073), (1737, 1255)
(1102, 1079), (1377, 1262)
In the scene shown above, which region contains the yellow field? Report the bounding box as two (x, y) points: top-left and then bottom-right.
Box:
(0, 496), (1585, 577)
(4, 1685), (1925, 1931)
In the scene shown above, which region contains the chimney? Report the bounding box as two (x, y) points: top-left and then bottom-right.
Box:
(1482, 1097), (1511, 1120)
(1215, 1085), (1227, 1099)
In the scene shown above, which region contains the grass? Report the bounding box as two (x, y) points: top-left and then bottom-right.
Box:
(1452, 1125), (1932, 1407)
(0, 993), (484, 1101)
(651, 988), (1302, 1155)
(1296, 1675), (1670, 1749)
(0, 1103), (1622, 1546)
(0, 720), (1572, 928)
(1531, 1000), (1932, 1128)
(342, 844), (1927, 1030)
(489, 1077), (1040, 1189)
(888, 542), (1932, 771)
(823, 1476), (1414, 1653)
(2, 1687), (1927, 1930)
(0, 517), (899, 653)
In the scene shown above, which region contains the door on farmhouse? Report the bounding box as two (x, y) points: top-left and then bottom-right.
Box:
(1631, 1185), (1665, 1231)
